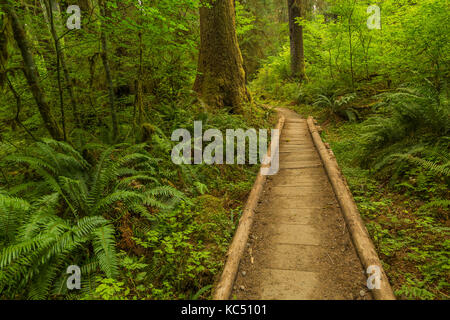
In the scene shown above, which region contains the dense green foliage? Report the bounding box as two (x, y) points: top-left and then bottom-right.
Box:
(0, 0), (448, 300)
(253, 0), (449, 300)
(0, 0), (276, 299)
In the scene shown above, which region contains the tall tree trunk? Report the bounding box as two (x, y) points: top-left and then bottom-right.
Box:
(46, 0), (67, 141)
(288, 0), (307, 80)
(42, 0), (81, 128)
(2, 2), (64, 140)
(194, 0), (250, 113)
(98, 0), (119, 141)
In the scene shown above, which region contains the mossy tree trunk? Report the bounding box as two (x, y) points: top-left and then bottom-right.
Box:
(194, 0), (250, 113)
(3, 2), (64, 141)
(288, 0), (307, 80)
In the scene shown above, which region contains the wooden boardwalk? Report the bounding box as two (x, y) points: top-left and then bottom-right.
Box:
(232, 108), (370, 300)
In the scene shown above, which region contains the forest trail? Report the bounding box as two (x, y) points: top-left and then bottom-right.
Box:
(233, 108), (370, 300)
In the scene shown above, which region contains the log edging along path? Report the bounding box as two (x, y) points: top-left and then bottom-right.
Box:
(306, 117), (396, 300)
(213, 110), (395, 300)
(213, 113), (286, 300)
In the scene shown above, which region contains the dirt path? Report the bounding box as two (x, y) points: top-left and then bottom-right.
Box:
(233, 108), (370, 300)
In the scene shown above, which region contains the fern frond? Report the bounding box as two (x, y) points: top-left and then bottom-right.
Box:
(93, 191), (143, 215)
(90, 145), (118, 204)
(28, 256), (64, 300)
(393, 154), (450, 176)
(419, 199), (450, 211)
(0, 194), (30, 241)
(117, 175), (159, 189)
(5, 155), (58, 176)
(93, 224), (118, 279)
(41, 139), (90, 169)
(147, 186), (185, 200)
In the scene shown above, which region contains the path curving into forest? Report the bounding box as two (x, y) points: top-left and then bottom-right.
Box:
(232, 108), (371, 300)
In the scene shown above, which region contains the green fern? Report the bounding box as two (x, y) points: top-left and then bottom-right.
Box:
(93, 224), (119, 279)
(396, 154), (450, 176)
(0, 139), (184, 299)
(363, 84), (449, 153)
(0, 194), (30, 243)
(313, 92), (359, 121)
(419, 199), (450, 211)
